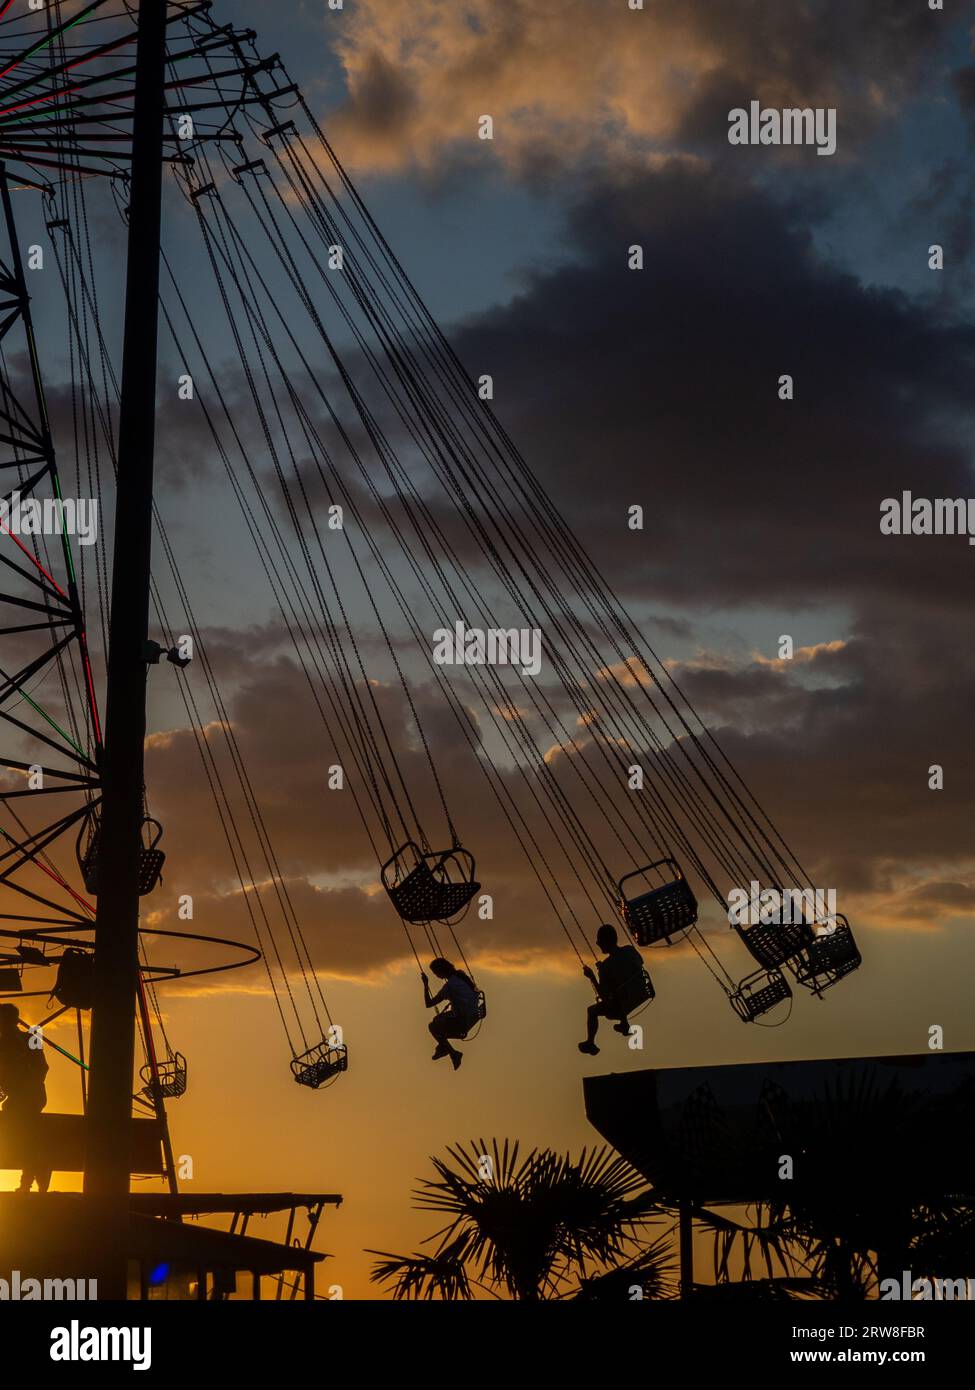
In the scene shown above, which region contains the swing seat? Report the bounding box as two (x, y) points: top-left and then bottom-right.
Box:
(729, 968), (791, 1022)
(792, 917), (861, 991)
(607, 967), (655, 1017)
(139, 1052), (187, 1101)
(619, 859), (697, 946)
(443, 989), (487, 1041)
(291, 1040), (348, 1090)
(78, 815), (165, 897)
(381, 841), (480, 925)
(52, 947), (94, 1010)
(737, 919), (813, 970)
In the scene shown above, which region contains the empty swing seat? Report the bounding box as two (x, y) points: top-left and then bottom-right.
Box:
(139, 1052), (187, 1101)
(292, 1041), (349, 1090)
(737, 919), (813, 970)
(382, 841), (480, 925)
(730, 968), (792, 1022)
(79, 815), (165, 897)
(792, 916), (861, 991)
(618, 860), (697, 946)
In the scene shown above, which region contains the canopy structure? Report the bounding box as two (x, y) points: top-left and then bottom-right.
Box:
(0, 1191), (341, 1300)
(584, 1050), (975, 1204)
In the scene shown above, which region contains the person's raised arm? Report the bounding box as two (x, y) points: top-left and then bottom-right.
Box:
(422, 974), (446, 1009)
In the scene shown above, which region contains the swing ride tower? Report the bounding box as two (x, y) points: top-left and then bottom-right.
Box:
(82, 0), (167, 1300)
(0, 0), (346, 1301)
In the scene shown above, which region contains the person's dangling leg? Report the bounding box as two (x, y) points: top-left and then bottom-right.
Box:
(429, 1013), (451, 1060)
(442, 1018), (466, 1070)
(613, 1014), (632, 1035)
(579, 1003), (604, 1055)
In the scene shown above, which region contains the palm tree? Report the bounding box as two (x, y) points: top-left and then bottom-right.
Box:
(368, 1138), (677, 1300)
(667, 1070), (975, 1300)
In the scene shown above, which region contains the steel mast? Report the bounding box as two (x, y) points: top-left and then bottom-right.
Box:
(82, 0), (168, 1301)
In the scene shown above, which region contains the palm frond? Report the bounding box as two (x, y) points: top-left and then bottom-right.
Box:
(367, 1236), (474, 1301)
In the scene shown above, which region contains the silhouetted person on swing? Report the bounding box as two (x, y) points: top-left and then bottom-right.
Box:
(422, 959), (479, 1072)
(0, 1003), (51, 1193)
(578, 924), (647, 1056)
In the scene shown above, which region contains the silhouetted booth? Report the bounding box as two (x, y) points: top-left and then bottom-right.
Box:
(584, 1051), (975, 1206)
(0, 1112), (166, 1177)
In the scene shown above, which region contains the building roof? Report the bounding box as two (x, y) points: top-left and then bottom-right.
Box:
(0, 1192), (336, 1276)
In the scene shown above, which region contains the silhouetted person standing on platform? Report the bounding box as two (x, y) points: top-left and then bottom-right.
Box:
(0, 1003), (51, 1193)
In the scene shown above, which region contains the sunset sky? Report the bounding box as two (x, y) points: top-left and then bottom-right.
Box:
(2, 0), (975, 1300)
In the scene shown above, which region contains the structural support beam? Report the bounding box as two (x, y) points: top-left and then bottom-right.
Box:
(679, 1200), (694, 1301)
(83, 0), (168, 1302)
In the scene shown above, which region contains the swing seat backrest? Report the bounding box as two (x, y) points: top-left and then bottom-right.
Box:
(291, 1040), (349, 1090)
(381, 842), (480, 925)
(440, 986), (487, 1042)
(619, 860), (697, 946)
(738, 919), (813, 970)
(140, 1052), (187, 1101)
(79, 817), (165, 897)
(729, 968), (791, 1022)
(792, 918), (861, 989)
(610, 966), (655, 1016)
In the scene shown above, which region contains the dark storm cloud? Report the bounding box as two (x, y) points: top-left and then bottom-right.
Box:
(908, 159), (975, 268)
(408, 155), (975, 923)
(953, 64), (975, 141)
(450, 158), (975, 614)
(674, 1), (945, 156)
